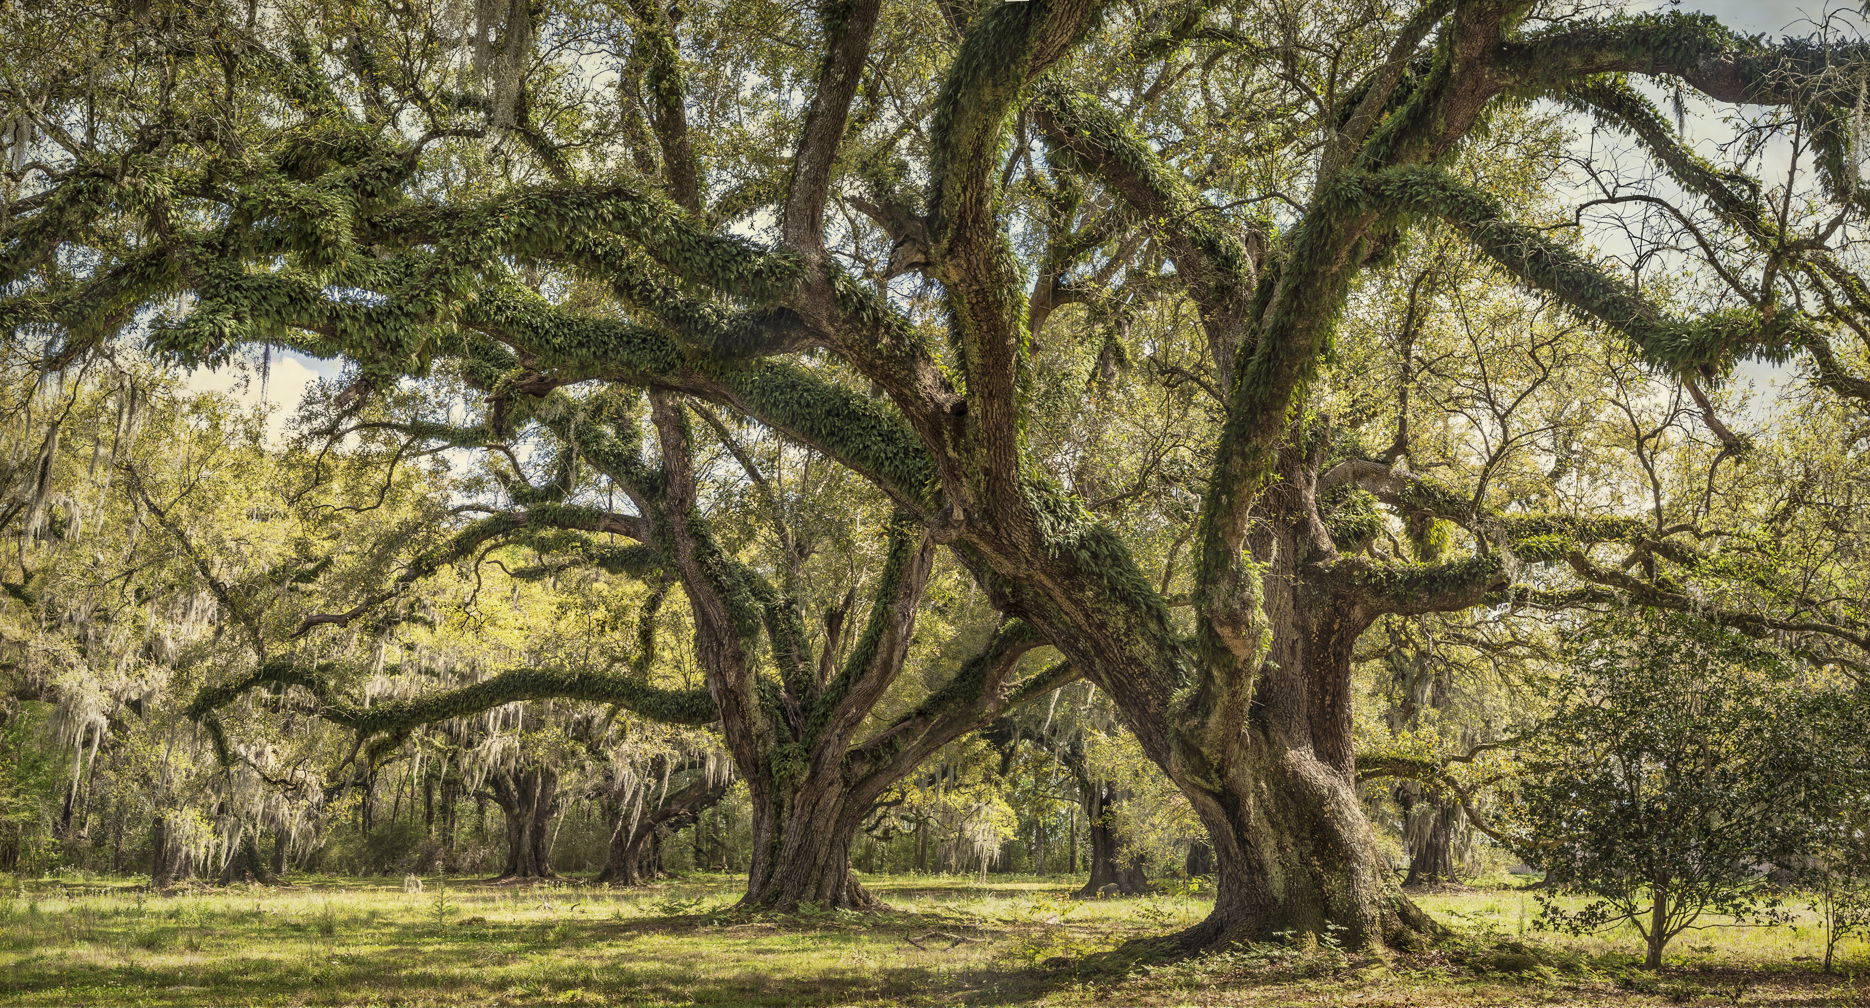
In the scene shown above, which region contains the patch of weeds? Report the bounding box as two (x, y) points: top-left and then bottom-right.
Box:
(429, 878), (453, 927)
(1481, 949), (1542, 975)
(1125, 941), (1295, 990)
(1135, 898), (1176, 931)
(653, 895), (704, 916)
(1657, 978), (1706, 1003)
(1445, 933), (1585, 980)
(315, 900), (338, 937)
(1274, 925), (1352, 979)
(1615, 967), (1664, 994)
(1003, 925), (1103, 970)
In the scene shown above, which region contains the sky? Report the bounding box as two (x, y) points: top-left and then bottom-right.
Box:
(184, 349), (340, 443)
(1669, 0), (1839, 34)
(180, 0), (1856, 432)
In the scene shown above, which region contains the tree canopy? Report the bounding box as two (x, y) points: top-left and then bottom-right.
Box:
(3, 0), (1869, 955)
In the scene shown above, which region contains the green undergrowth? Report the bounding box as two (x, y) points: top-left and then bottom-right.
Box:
(1, 872), (1866, 1006)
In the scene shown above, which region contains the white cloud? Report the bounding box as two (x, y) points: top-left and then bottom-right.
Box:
(183, 352), (340, 443)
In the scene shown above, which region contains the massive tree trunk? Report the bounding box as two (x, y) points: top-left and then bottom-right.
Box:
(595, 768), (728, 886)
(991, 447), (1463, 954)
(218, 823), (277, 886)
(1076, 782), (1148, 896)
(150, 814), (171, 889)
(1185, 840), (1214, 878)
(487, 764), (559, 881)
(1402, 794), (1460, 888)
(742, 779), (879, 910)
(1167, 470), (1439, 952)
(595, 817), (658, 887)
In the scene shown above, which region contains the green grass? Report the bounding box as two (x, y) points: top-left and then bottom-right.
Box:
(0, 872), (1866, 1006)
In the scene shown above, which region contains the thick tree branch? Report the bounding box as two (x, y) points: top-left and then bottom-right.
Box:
(781, 0), (885, 252)
(1371, 165), (1815, 375)
(810, 516), (935, 753)
(189, 662), (719, 739)
(1035, 87), (1259, 389)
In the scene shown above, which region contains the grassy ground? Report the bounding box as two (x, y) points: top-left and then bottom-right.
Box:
(2, 872), (1867, 1007)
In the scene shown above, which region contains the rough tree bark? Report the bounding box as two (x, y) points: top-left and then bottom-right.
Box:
(91, 0), (1866, 958)
(1400, 787), (1460, 888)
(1185, 841), (1214, 879)
(486, 764), (559, 881)
(1030, 723), (1151, 897)
(594, 765), (728, 886)
(218, 823), (278, 886)
(150, 814), (171, 889)
(1076, 781), (1148, 897)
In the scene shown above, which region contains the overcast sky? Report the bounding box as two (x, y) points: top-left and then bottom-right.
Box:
(1670, 0), (1829, 33)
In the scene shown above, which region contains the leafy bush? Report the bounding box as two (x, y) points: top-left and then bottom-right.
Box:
(1514, 612), (1869, 969)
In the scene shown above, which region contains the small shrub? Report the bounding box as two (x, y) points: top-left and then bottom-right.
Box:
(429, 878), (452, 926)
(1484, 951), (1540, 974)
(1659, 979), (1704, 1003)
(652, 895), (703, 915)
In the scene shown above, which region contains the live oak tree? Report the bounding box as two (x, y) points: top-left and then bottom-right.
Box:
(590, 741), (734, 886)
(6, 0), (1870, 950)
(192, 376), (1080, 908)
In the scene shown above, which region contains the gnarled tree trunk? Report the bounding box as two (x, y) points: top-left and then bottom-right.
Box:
(1076, 782), (1148, 896)
(1169, 472), (1437, 952)
(1402, 794), (1460, 888)
(1005, 449), (1461, 955)
(487, 764), (559, 881)
(1185, 840), (1214, 878)
(595, 769), (729, 886)
(150, 814), (172, 889)
(742, 763), (886, 910)
(219, 823), (278, 885)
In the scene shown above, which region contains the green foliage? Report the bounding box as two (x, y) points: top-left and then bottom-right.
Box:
(429, 877), (452, 928)
(0, 703), (61, 875)
(1322, 486), (1384, 551)
(4, 0), (1868, 957)
(1514, 611), (1869, 968)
